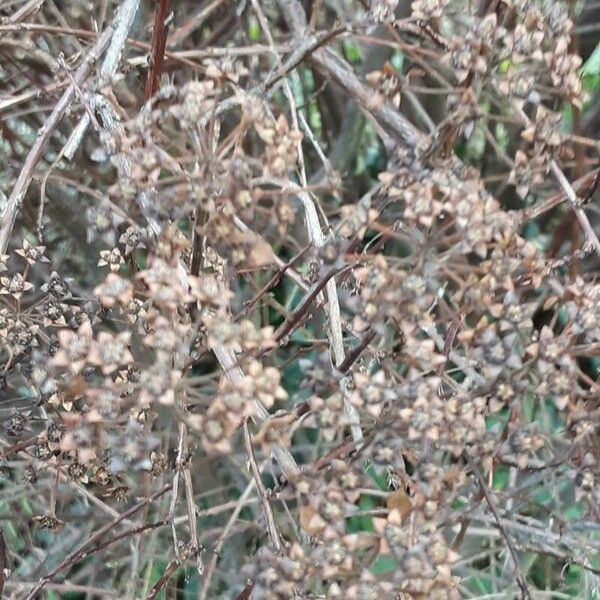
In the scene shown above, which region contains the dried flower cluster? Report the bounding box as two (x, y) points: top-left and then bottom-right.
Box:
(1, 0), (600, 598)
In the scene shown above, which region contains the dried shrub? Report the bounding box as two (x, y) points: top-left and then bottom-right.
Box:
(0, 0), (599, 598)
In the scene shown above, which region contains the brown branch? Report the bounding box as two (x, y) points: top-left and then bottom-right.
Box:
(312, 430), (375, 472)
(581, 162), (600, 205)
(145, 0), (172, 101)
(275, 0), (422, 149)
(91, 519), (169, 555)
(263, 27), (347, 91)
(0, 434), (40, 460)
(145, 554), (181, 600)
(338, 329), (377, 373)
(198, 480), (256, 600)
(518, 168), (599, 222)
(236, 244), (311, 321)
(271, 264), (341, 344)
(234, 580), (255, 600)
(23, 484), (172, 600)
(167, 0), (227, 47)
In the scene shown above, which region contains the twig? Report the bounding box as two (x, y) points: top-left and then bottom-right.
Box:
(0, 434), (40, 459)
(253, 0), (351, 369)
(0, 528), (5, 598)
(234, 580), (255, 600)
(145, 0), (172, 100)
(236, 243), (312, 320)
(243, 418), (282, 551)
(518, 168), (599, 222)
(7, 582), (117, 596)
(64, 0), (141, 160)
(91, 519), (169, 555)
(198, 478), (256, 600)
(338, 329), (377, 373)
(5, 0), (45, 23)
(144, 554), (181, 600)
(0, 7), (120, 254)
(466, 456), (532, 600)
(0, 438), (124, 521)
(581, 163), (600, 204)
(0, 78), (69, 113)
(23, 484), (172, 600)
(273, 0), (429, 449)
(277, 0), (421, 148)
(180, 424), (203, 574)
(312, 432), (371, 471)
(263, 27), (347, 91)
(549, 160), (600, 255)
(168, 422), (186, 557)
(232, 215), (310, 292)
(167, 0), (226, 47)
(507, 102), (600, 256)
(271, 264), (341, 343)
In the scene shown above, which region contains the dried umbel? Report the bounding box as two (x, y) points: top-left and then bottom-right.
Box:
(1, 0), (599, 598)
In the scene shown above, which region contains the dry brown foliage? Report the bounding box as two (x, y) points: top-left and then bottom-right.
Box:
(0, 0), (600, 598)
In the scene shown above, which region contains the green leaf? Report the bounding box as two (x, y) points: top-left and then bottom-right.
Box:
(498, 59), (511, 74)
(390, 50), (404, 71)
(370, 554), (396, 575)
(343, 41), (361, 64)
(493, 464), (509, 490)
(495, 122), (509, 151)
(465, 125), (486, 162)
(581, 42), (600, 77)
(364, 463), (389, 490)
(347, 494), (376, 533)
(248, 17), (260, 42)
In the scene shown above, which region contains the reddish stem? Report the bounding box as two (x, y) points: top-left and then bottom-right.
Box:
(145, 0), (172, 101)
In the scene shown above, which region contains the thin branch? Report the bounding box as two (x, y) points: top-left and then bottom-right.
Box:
(549, 160), (600, 255)
(167, 0), (227, 47)
(243, 418), (282, 551)
(508, 103), (600, 256)
(233, 581), (255, 600)
(198, 478), (257, 600)
(338, 329), (377, 373)
(181, 424), (203, 574)
(91, 519), (169, 555)
(0, 528), (6, 598)
(236, 243), (312, 320)
(23, 484), (172, 600)
(0, 7), (120, 254)
(144, 554), (181, 600)
(254, 0), (364, 447)
(168, 422), (186, 557)
(271, 264), (341, 343)
(145, 0), (172, 100)
(63, 0), (141, 159)
(466, 456), (532, 600)
(5, 0), (45, 23)
(518, 168), (599, 222)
